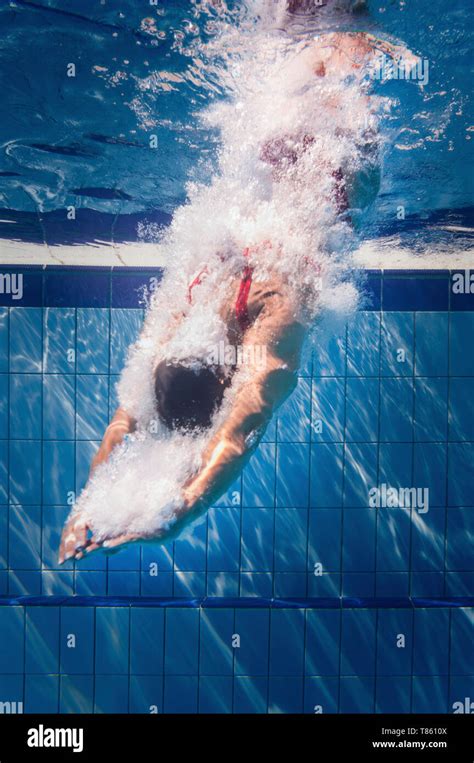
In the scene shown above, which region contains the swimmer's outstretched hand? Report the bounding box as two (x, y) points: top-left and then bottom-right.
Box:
(58, 511), (98, 564)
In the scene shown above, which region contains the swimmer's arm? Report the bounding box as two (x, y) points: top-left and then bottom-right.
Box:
(89, 407), (136, 475)
(177, 304), (306, 521)
(58, 407), (136, 564)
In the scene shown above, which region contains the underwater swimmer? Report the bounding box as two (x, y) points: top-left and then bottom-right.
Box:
(59, 257), (306, 563)
(58, 2), (420, 564)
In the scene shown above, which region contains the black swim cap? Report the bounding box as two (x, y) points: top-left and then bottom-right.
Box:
(154, 360), (229, 432)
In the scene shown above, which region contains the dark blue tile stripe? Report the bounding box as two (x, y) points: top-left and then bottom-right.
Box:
(0, 595), (472, 608)
(0, 267), (470, 310)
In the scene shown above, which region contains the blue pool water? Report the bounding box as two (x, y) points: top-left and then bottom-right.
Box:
(0, 267), (473, 713)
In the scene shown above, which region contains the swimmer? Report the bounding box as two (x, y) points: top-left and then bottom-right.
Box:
(59, 0), (419, 564)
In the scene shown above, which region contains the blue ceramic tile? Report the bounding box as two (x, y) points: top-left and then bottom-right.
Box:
(376, 609), (413, 675)
(376, 507), (411, 572)
(8, 569), (41, 595)
(9, 440), (41, 505)
(76, 374), (108, 439)
(362, 273), (382, 311)
(0, 440), (7, 504)
(343, 443), (378, 507)
(198, 675), (233, 713)
(268, 676), (303, 713)
(110, 309), (143, 373)
(129, 675), (163, 714)
(108, 571), (140, 596)
(273, 572), (306, 597)
(414, 377), (448, 441)
(342, 572), (375, 597)
(242, 443), (275, 507)
(0, 505), (6, 569)
(42, 569), (74, 595)
(76, 308), (110, 374)
(140, 571), (173, 596)
(448, 444), (474, 506)
(375, 676), (411, 713)
(107, 543), (140, 571)
(412, 676), (448, 713)
(207, 507), (240, 573)
(94, 675), (129, 713)
(269, 609), (305, 676)
(10, 308), (42, 372)
(342, 509), (376, 572)
(240, 571), (273, 597)
(0, 607), (24, 673)
(42, 441), (75, 505)
(9, 374), (42, 439)
(345, 378), (379, 442)
(274, 509), (307, 572)
(450, 608), (474, 675)
(447, 509), (474, 572)
(206, 572), (239, 597)
(0, 270), (42, 308)
(276, 443), (310, 508)
(379, 377), (414, 442)
(130, 608), (164, 675)
(233, 675), (268, 713)
(415, 313), (448, 376)
(0, 375), (7, 439)
(413, 609), (449, 675)
(241, 509), (274, 572)
(413, 443), (447, 507)
(312, 324), (346, 377)
(450, 313), (474, 375)
(164, 609), (199, 676)
(308, 509), (342, 572)
(43, 308), (76, 373)
(376, 572), (409, 597)
(60, 607), (94, 674)
(383, 276), (448, 311)
(449, 378), (474, 441)
(42, 374), (75, 439)
(75, 439), (98, 497)
(25, 674), (59, 713)
(0, 674), (24, 710)
(310, 443), (344, 508)
(305, 609), (340, 676)
(277, 377), (311, 442)
(339, 676), (374, 712)
(411, 509), (446, 573)
(164, 676), (198, 713)
(340, 609), (376, 675)
(304, 676), (338, 714)
(199, 609), (234, 676)
(112, 273), (160, 308)
(451, 271), (474, 311)
(234, 609), (269, 676)
(449, 676), (474, 714)
(174, 519), (207, 572)
(381, 312), (414, 376)
(25, 606), (59, 674)
(378, 442), (412, 489)
(60, 675), (94, 713)
(74, 571), (107, 596)
(311, 377), (345, 442)
(45, 269), (110, 308)
(95, 608), (129, 674)
(0, 309), (7, 372)
(8, 505), (41, 570)
(347, 312), (380, 376)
